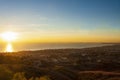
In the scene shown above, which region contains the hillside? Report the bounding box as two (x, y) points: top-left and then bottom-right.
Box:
(0, 44), (120, 80)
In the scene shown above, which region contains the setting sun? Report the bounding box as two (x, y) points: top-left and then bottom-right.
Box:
(1, 32), (17, 42)
(0, 31), (18, 52)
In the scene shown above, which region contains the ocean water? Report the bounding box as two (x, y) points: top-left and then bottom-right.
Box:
(0, 43), (112, 52)
(13, 43), (112, 51)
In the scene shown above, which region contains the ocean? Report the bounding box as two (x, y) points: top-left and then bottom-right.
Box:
(13, 43), (112, 51)
(0, 43), (112, 52)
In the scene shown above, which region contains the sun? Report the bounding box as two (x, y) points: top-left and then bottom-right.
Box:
(1, 32), (17, 42)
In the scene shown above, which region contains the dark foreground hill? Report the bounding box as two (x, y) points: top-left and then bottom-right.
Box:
(0, 44), (120, 80)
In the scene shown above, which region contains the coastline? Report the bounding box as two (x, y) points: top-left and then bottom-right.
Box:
(0, 44), (120, 80)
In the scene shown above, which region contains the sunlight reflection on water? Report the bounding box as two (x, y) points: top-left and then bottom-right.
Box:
(5, 43), (13, 52)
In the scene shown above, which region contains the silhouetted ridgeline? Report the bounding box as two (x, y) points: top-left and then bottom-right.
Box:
(0, 44), (120, 80)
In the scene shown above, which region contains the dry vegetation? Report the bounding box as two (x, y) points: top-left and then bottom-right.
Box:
(0, 44), (120, 80)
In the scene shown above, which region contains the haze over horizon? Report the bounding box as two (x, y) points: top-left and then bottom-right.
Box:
(0, 0), (120, 43)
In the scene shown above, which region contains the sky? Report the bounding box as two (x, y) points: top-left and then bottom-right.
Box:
(0, 0), (120, 43)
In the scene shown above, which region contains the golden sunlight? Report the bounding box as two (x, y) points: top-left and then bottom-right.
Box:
(1, 32), (17, 42)
(6, 43), (13, 52)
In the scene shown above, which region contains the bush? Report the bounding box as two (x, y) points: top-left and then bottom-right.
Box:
(0, 65), (13, 80)
(12, 72), (51, 80)
(12, 72), (27, 80)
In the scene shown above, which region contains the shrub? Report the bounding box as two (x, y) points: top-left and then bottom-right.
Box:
(0, 65), (13, 80)
(12, 72), (51, 80)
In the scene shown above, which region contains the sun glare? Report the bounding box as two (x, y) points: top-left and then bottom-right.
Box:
(1, 32), (17, 42)
(1, 31), (18, 52)
(6, 43), (13, 52)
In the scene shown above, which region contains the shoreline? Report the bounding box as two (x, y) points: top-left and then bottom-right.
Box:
(0, 43), (115, 53)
